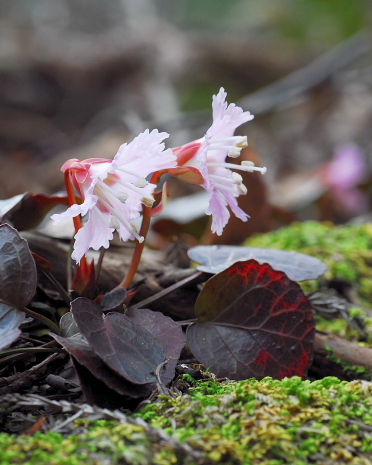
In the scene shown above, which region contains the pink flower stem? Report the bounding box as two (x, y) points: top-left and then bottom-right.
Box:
(119, 170), (165, 289)
(64, 170), (88, 268)
(120, 205), (151, 289)
(64, 170), (83, 233)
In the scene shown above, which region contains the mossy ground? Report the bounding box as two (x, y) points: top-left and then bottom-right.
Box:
(1, 376), (372, 465)
(0, 421), (193, 465)
(137, 376), (372, 465)
(244, 221), (372, 307)
(1, 221), (371, 464)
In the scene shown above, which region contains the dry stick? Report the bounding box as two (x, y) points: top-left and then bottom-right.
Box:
(52, 410), (84, 432)
(0, 393), (204, 460)
(0, 353), (64, 394)
(0, 353), (60, 387)
(128, 31), (370, 138)
(130, 271), (204, 310)
(0, 341), (60, 366)
(314, 332), (372, 369)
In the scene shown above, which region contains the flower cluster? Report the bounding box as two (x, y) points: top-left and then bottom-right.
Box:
(170, 88), (266, 235)
(52, 130), (176, 262)
(53, 88), (266, 262)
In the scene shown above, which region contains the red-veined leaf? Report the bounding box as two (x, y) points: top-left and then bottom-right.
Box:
(187, 260), (315, 380)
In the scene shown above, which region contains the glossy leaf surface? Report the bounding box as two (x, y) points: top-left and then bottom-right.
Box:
(0, 223), (37, 308)
(126, 307), (186, 384)
(59, 312), (80, 338)
(187, 260), (315, 380)
(0, 302), (25, 350)
(71, 298), (164, 385)
(188, 245), (327, 281)
(52, 333), (151, 398)
(100, 288), (127, 312)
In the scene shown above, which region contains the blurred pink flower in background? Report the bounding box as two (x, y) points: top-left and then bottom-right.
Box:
(322, 143), (369, 215)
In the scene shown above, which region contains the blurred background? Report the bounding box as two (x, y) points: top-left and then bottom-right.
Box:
(0, 0), (371, 245)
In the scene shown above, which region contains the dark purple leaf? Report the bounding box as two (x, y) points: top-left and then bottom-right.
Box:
(0, 224), (37, 308)
(59, 312), (80, 338)
(100, 288), (127, 311)
(71, 298), (164, 385)
(51, 333), (152, 399)
(187, 260), (315, 380)
(0, 302), (25, 350)
(0, 192), (70, 231)
(126, 308), (186, 384)
(188, 245), (327, 281)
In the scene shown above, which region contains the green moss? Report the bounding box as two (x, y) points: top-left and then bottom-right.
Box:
(244, 221), (372, 306)
(314, 315), (364, 340)
(0, 422), (194, 465)
(135, 376), (372, 464)
(1, 377), (372, 464)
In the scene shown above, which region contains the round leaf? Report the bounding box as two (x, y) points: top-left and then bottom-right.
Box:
(188, 245), (327, 281)
(0, 224), (37, 308)
(187, 260), (315, 380)
(71, 298), (164, 385)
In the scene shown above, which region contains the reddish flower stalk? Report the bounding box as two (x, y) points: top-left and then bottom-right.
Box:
(120, 170), (166, 289)
(64, 170), (83, 234)
(64, 170), (88, 269)
(120, 204), (152, 289)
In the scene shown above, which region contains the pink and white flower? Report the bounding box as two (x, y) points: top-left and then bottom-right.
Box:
(51, 129), (176, 263)
(169, 88), (266, 235)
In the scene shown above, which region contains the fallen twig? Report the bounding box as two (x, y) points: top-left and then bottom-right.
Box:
(314, 332), (372, 369)
(0, 393), (204, 461)
(0, 353), (65, 394)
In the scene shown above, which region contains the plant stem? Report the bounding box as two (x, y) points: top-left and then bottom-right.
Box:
(119, 170), (168, 289)
(40, 269), (72, 305)
(23, 307), (61, 335)
(64, 169), (89, 281)
(120, 205), (151, 289)
(64, 170), (83, 234)
(95, 248), (106, 283)
(0, 347), (64, 357)
(0, 341), (61, 366)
